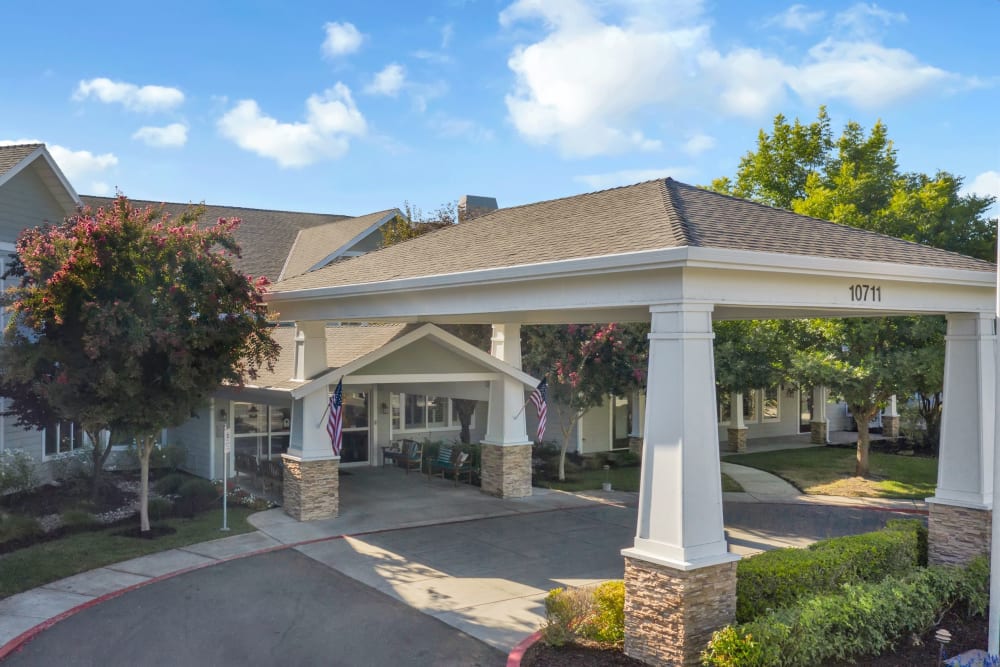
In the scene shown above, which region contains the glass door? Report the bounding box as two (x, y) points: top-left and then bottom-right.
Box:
(340, 390), (370, 464)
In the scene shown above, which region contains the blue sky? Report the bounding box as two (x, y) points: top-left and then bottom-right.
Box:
(1, 0), (997, 217)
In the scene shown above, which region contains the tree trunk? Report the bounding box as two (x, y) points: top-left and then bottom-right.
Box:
(88, 428), (114, 504)
(855, 416), (870, 477)
(139, 436), (153, 533)
(453, 399), (476, 445)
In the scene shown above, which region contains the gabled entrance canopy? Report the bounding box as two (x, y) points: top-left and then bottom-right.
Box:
(264, 178), (998, 665)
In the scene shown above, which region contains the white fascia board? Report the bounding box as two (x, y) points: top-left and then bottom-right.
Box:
(0, 146), (45, 190)
(38, 147), (82, 208)
(304, 210), (399, 274)
(289, 323), (539, 399)
(0, 146), (82, 212)
(268, 245), (994, 306)
(345, 372), (498, 384)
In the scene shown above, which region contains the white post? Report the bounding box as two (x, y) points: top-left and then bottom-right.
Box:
(732, 392), (745, 429)
(623, 303), (736, 568)
(990, 252), (1000, 655)
(886, 394), (898, 418)
(221, 425), (231, 532)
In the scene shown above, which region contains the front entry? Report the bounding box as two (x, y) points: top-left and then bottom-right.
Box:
(340, 389), (370, 465)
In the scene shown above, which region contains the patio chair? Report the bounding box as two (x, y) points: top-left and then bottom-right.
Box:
(258, 458), (283, 495)
(401, 439), (423, 474)
(234, 453), (258, 487)
(429, 447), (473, 485)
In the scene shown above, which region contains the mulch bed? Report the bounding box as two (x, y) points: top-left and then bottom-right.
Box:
(2, 474), (131, 516)
(522, 612), (986, 666)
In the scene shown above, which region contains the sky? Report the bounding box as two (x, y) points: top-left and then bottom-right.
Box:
(1, 0), (997, 217)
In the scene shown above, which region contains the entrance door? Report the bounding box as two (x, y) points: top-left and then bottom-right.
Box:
(800, 388), (813, 433)
(340, 390), (370, 464)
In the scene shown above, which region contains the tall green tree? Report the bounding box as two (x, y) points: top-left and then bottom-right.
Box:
(522, 323), (648, 481)
(0, 196), (280, 531)
(712, 108), (995, 473)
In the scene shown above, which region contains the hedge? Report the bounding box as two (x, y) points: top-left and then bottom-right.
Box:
(702, 556), (989, 667)
(735, 519), (925, 622)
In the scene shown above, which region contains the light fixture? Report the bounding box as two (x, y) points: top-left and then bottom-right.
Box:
(219, 409), (227, 421)
(380, 402), (388, 415)
(248, 405), (259, 420)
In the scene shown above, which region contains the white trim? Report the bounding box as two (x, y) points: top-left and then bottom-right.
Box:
(346, 372), (498, 385)
(269, 244), (995, 304)
(290, 323), (538, 399)
(0, 145), (81, 209)
(304, 211), (398, 273)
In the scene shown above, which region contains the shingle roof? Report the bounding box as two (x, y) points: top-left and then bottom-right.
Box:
(250, 323), (413, 390)
(81, 196), (390, 282)
(280, 209), (394, 279)
(0, 143), (43, 180)
(271, 178), (994, 293)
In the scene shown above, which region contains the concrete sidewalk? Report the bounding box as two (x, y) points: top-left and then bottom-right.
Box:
(0, 464), (927, 658)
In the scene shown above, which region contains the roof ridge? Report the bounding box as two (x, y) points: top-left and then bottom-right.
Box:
(81, 194), (371, 219)
(0, 142), (44, 149)
(659, 178), (694, 246)
(671, 180), (996, 268)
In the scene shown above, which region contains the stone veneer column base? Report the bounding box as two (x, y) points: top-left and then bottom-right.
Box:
(726, 428), (747, 453)
(810, 421), (828, 445)
(480, 443), (532, 498)
(882, 415), (900, 439)
(281, 455), (339, 521)
(629, 436), (644, 457)
(928, 502), (991, 566)
(624, 557), (737, 666)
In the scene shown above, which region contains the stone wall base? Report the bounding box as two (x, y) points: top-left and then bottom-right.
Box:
(726, 428), (747, 453)
(810, 420), (828, 445)
(882, 415), (900, 439)
(281, 455), (339, 521)
(624, 557), (737, 666)
(629, 436), (644, 457)
(928, 502), (991, 566)
(480, 443), (532, 498)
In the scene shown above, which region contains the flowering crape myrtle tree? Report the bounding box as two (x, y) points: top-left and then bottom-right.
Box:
(0, 196), (279, 531)
(522, 323), (648, 481)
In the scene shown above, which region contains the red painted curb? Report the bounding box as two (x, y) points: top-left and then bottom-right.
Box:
(507, 630), (542, 667)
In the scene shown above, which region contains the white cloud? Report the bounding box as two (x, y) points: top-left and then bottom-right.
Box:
(73, 77), (184, 112)
(441, 22), (454, 48)
(575, 167), (698, 190)
(790, 39), (954, 108)
(322, 22), (363, 57)
(501, 0), (702, 156)
(217, 83), (367, 168)
(682, 133), (716, 156)
(132, 123), (188, 148)
(365, 64), (406, 97)
(90, 181), (111, 196)
(499, 0), (975, 152)
(429, 115), (495, 142)
(766, 4), (825, 32)
(966, 171), (1000, 202)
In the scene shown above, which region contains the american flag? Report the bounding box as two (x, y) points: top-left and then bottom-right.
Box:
(327, 379), (343, 456)
(529, 378), (547, 442)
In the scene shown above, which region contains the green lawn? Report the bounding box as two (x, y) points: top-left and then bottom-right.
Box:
(538, 467), (744, 493)
(722, 447), (937, 499)
(0, 507), (256, 599)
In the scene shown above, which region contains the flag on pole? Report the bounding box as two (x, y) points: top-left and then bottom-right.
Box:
(327, 379), (343, 456)
(529, 378), (548, 442)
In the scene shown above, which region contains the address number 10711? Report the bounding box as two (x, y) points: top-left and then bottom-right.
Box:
(849, 284), (882, 302)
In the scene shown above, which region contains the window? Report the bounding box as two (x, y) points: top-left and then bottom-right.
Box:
(762, 386), (780, 422)
(394, 393), (474, 433)
(44, 420), (84, 457)
(231, 402), (291, 460)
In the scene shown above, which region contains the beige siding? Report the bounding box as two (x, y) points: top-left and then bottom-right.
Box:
(0, 162), (66, 242)
(359, 338), (487, 375)
(579, 399), (611, 453)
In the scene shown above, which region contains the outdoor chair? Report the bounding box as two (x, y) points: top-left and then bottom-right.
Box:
(401, 439), (423, 474)
(258, 458), (283, 494)
(234, 453), (258, 487)
(428, 447), (474, 485)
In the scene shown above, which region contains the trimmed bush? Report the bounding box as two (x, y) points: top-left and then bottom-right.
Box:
(0, 513), (42, 542)
(735, 519), (925, 621)
(578, 581), (625, 644)
(541, 587), (590, 647)
(703, 558), (989, 667)
(542, 581), (626, 647)
(175, 479), (219, 517)
(146, 497), (173, 522)
(155, 472), (190, 496)
(61, 509), (98, 530)
(0, 449), (36, 495)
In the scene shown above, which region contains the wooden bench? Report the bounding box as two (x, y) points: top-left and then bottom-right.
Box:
(428, 446), (473, 485)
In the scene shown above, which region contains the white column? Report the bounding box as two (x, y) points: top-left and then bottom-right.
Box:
(886, 394), (898, 418)
(812, 385), (828, 423)
(931, 313), (996, 508)
(629, 391), (645, 438)
(732, 392), (745, 429)
(293, 321), (327, 382)
(623, 304), (737, 570)
(288, 387), (339, 462)
(483, 324), (530, 445)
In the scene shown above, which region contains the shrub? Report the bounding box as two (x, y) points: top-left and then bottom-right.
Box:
(146, 497), (174, 522)
(703, 560), (988, 667)
(578, 581), (625, 644)
(0, 513), (43, 542)
(175, 478), (219, 516)
(541, 587), (590, 647)
(61, 509), (98, 530)
(155, 472), (190, 496)
(0, 449), (36, 495)
(735, 519), (924, 621)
